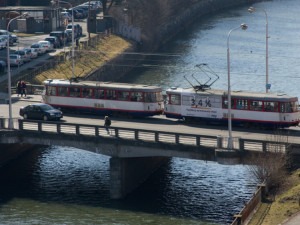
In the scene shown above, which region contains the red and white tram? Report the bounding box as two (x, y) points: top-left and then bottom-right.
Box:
(42, 79), (163, 117)
(164, 87), (300, 128)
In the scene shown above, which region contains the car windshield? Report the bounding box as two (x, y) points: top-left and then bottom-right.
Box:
(31, 44), (39, 48)
(10, 55), (17, 59)
(45, 38), (53, 42)
(40, 104), (54, 111)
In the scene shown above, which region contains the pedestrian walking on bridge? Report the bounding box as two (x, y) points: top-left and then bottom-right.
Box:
(104, 116), (111, 134)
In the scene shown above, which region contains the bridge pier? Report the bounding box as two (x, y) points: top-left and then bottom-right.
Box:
(109, 156), (169, 199)
(0, 143), (36, 167)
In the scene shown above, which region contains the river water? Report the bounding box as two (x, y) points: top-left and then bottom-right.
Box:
(1, 0), (300, 224)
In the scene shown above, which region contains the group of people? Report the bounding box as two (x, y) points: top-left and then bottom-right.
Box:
(16, 81), (27, 97)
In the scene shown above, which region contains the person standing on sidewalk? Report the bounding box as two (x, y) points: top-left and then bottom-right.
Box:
(21, 81), (27, 97)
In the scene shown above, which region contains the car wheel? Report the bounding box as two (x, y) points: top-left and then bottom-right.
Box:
(23, 113), (28, 119)
(43, 115), (48, 121)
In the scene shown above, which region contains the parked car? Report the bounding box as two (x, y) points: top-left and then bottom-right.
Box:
(0, 30), (18, 42)
(0, 35), (13, 46)
(45, 36), (60, 48)
(50, 31), (66, 46)
(65, 28), (78, 39)
(64, 30), (72, 42)
(14, 50), (31, 63)
(0, 60), (6, 72)
(0, 36), (7, 49)
(19, 103), (63, 121)
(23, 48), (38, 59)
(31, 43), (47, 55)
(61, 11), (72, 21)
(9, 54), (24, 67)
(38, 40), (54, 52)
(66, 24), (82, 36)
(73, 8), (87, 18)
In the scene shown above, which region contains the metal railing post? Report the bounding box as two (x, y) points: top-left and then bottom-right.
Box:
(18, 119), (23, 130)
(38, 122), (42, 132)
(196, 136), (200, 146)
(155, 132), (159, 142)
(135, 130), (138, 140)
(175, 134), (179, 144)
(95, 127), (99, 136)
(57, 124), (61, 133)
(76, 125), (80, 135)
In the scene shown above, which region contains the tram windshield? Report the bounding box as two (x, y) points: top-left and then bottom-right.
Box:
(144, 92), (162, 102)
(280, 102), (298, 113)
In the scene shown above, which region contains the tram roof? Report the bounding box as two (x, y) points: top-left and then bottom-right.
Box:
(44, 79), (162, 92)
(166, 87), (298, 101)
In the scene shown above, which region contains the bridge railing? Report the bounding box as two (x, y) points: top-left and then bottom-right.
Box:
(15, 119), (218, 148)
(0, 118), (291, 152)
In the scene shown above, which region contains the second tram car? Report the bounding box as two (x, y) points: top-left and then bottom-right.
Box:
(42, 79), (163, 117)
(164, 87), (300, 128)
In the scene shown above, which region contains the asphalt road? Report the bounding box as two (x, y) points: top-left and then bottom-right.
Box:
(2, 95), (300, 144)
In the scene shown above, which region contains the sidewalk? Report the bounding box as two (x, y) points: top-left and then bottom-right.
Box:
(281, 212), (300, 225)
(0, 93), (42, 104)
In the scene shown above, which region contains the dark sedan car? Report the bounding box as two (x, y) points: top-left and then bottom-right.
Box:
(19, 103), (63, 121)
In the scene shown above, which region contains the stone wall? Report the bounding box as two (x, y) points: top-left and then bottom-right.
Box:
(109, 0), (260, 51)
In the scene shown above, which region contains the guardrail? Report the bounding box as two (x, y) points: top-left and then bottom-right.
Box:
(0, 118), (292, 153)
(232, 184), (266, 225)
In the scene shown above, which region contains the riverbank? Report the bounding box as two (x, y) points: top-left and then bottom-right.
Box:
(248, 169), (300, 225)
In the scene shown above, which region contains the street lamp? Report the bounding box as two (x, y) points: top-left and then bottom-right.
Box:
(51, 0), (75, 78)
(7, 12), (29, 129)
(227, 23), (248, 149)
(248, 6), (269, 93)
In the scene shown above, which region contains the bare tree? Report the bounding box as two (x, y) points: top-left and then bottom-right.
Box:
(247, 130), (290, 192)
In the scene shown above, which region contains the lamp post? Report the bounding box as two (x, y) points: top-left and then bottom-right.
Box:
(248, 6), (269, 93)
(51, 0), (75, 78)
(7, 12), (29, 129)
(227, 23), (248, 149)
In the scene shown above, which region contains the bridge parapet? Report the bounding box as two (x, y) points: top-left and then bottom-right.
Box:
(0, 118), (298, 161)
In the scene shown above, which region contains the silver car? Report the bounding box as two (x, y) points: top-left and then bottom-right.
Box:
(31, 43), (47, 55)
(23, 48), (38, 59)
(9, 54), (24, 67)
(14, 50), (31, 63)
(38, 40), (54, 52)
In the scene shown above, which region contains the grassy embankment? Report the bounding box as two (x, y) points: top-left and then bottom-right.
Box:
(29, 34), (132, 84)
(248, 168), (300, 224)
(0, 34), (131, 90)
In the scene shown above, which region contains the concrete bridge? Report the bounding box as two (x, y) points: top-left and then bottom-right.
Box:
(1, 118), (300, 199)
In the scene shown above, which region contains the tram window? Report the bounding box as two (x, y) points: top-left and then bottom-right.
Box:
(130, 92), (143, 102)
(250, 100), (263, 111)
(236, 99), (248, 110)
(57, 86), (68, 96)
(264, 102), (278, 112)
(69, 87), (81, 97)
(118, 91), (129, 101)
(170, 94), (181, 105)
(222, 98), (234, 109)
(82, 88), (93, 98)
(280, 102), (298, 113)
(47, 86), (56, 96)
(106, 90), (117, 100)
(94, 89), (105, 99)
(155, 92), (162, 102)
(144, 93), (156, 102)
